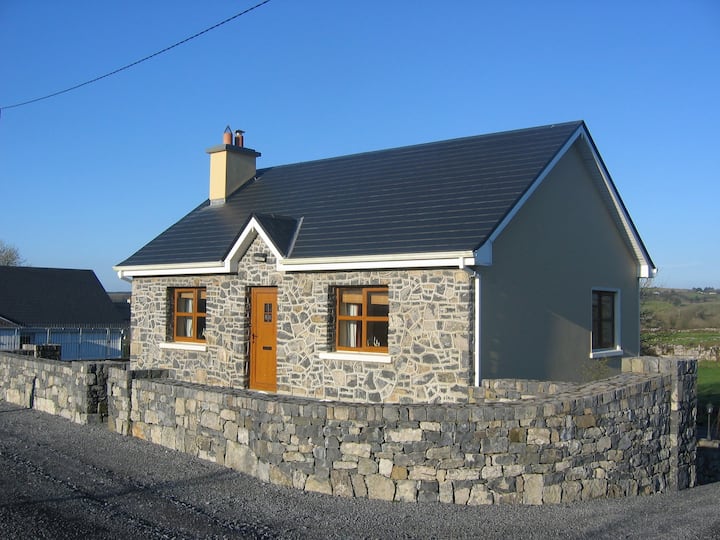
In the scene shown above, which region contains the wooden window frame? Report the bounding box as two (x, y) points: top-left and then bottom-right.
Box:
(335, 286), (389, 353)
(173, 287), (207, 343)
(592, 289), (617, 351)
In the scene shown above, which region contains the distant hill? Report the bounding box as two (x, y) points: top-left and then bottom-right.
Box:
(641, 287), (720, 359)
(642, 287), (720, 330)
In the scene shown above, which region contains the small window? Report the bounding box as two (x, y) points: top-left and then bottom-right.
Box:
(336, 287), (389, 353)
(173, 288), (207, 343)
(592, 289), (618, 352)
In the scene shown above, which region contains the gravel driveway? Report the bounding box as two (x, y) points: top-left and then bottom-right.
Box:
(1, 400), (718, 539)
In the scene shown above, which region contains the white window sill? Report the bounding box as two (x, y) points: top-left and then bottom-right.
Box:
(160, 342), (207, 352)
(590, 347), (623, 359)
(319, 351), (392, 363)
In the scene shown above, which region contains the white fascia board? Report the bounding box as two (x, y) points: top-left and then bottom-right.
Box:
(580, 131), (657, 277)
(225, 216), (285, 271)
(114, 261), (227, 279)
(277, 252), (475, 272)
(114, 216), (287, 279)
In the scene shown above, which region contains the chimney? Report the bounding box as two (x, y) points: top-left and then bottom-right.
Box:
(207, 126), (261, 204)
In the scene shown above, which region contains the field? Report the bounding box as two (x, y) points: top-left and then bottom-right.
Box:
(698, 361), (720, 427)
(641, 288), (720, 429)
(642, 287), (720, 332)
(640, 287), (720, 355)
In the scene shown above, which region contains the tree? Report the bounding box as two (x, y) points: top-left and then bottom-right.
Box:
(0, 240), (24, 266)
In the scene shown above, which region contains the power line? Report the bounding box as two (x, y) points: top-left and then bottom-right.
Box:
(0, 0), (271, 113)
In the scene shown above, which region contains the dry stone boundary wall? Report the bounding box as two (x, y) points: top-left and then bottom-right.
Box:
(0, 351), (123, 424)
(0, 351), (700, 504)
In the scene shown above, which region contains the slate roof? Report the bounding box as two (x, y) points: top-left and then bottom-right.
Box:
(118, 121), (585, 267)
(0, 267), (126, 326)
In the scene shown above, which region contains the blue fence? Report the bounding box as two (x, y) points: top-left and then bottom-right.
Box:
(0, 326), (128, 361)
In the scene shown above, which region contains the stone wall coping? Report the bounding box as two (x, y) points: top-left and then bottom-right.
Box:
(136, 370), (668, 420)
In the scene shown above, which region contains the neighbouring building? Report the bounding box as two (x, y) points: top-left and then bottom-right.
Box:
(0, 266), (128, 360)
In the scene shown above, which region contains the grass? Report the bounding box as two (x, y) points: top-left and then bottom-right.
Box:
(698, 361), (720, 427)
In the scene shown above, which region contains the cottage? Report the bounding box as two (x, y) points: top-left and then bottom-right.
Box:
(115, 121), (655, 403)
(0, 267), (128, 360)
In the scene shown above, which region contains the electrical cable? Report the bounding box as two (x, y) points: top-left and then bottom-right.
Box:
(0, 0), (271, 113)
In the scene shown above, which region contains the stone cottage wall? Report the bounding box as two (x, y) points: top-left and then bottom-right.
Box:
(277, 268), (472, 403)
(124, 357), (696, 505)
(131, 236), (473, 403)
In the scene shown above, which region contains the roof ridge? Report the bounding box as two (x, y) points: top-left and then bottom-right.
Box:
(257, 121), (585, 173)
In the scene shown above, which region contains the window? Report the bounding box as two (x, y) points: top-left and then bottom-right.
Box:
(592, 289), (619, 353)
(173, 288), (207, 343)
(336, 287), (389, 353)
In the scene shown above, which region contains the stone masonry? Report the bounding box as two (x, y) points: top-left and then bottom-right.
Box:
(0, 351), (122, 424)
(122, 357), (696, 504)
(0, 352), (700, 504)
(131, 236), (473, 403)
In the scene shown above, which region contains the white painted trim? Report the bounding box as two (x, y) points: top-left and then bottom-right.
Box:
(278, 253), (475, 272)
(116, 248), (476, 277)
(579, 131), (657, 277)
(159, 342), (207, 352)
(225, 216), (286, 271)
(590, 347), (624, 359)
(319, 351), (392, 363)
(471, 273), (482, 386)
(115, 261), (226, 279)
(459, 259), (482, 386)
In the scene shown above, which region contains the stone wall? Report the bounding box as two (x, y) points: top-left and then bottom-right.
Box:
(0, 351), (124, 424)
(0, 351), (701, 504)
(123, 357), (697, 505)
(131, 236), (473, 403)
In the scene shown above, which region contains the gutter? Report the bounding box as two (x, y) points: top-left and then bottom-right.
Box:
(459, 258), (481, 387)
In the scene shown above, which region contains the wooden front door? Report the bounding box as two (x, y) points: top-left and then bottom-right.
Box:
(249, 287), (277, 391)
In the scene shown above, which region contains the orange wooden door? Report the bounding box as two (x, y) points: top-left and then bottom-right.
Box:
(250, 287), (277, 391)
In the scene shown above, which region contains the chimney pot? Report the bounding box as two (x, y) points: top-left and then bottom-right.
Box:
(234, 129), (245, 147)
(223, 125), (233, 145)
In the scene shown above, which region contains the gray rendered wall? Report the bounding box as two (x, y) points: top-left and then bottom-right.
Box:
(481, 143), (641, 382)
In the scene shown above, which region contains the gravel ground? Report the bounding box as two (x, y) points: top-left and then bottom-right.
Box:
(1, 400), (719, 539)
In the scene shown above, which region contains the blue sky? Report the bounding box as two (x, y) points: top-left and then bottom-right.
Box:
(1, 1), (718, 291)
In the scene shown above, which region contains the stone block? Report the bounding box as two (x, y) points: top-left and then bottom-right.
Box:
(225, 441), (258, 476)
(581, 478), (608, 500)
(408, 466), (437, 481)
(522, 474), (544, 505)
(527, 428), (550, 445)
(386, 428), (423, 443)
(357, 458), (378, 475)
(331, 470), (354, 498)
(305, 474), (332, 495)
(269, 465), (293, 488)
(391, 465), (408, 480)
(340, 442), (371, 458)
(543, 484), (562, 504)
(395, 480), (418, 502)
(366, 474), (395, 501)
(467, 484), (493, 505)
(351, 474), (368, 498)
